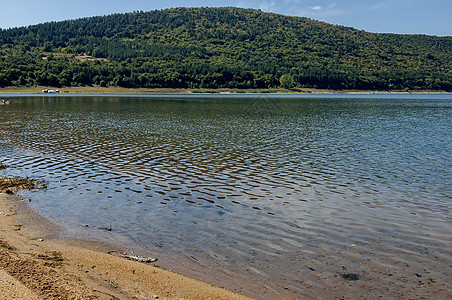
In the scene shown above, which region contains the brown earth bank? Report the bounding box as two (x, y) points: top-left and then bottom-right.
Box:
(0, 191), (256, 300)
(0, 86), (451, 95)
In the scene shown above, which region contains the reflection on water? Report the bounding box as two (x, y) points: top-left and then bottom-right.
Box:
(1, 95), (451, 299)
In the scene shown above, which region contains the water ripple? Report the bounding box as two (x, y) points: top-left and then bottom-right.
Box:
(1, 95), (451, 299)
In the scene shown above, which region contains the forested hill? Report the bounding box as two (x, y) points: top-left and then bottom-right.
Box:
(1, 7), (451, 90)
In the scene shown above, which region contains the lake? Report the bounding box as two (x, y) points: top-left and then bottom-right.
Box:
(1, 94), (451, 299)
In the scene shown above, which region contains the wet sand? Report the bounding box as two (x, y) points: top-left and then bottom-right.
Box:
(0, 192), (255, 300)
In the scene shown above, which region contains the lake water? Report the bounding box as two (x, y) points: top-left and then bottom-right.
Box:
(1, 94), (451, 299)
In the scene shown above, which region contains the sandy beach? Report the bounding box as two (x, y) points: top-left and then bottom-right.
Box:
(0, 191), (255, 300)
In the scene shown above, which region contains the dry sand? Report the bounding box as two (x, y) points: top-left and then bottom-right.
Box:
(0, 193), (255, 300)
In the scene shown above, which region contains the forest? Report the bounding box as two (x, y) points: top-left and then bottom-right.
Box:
(0, 7), (451, 91)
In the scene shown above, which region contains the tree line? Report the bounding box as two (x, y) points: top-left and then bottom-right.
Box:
(1, 7), (451, 90)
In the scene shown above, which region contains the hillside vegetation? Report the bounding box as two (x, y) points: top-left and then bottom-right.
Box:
(0, 7), (451, 91)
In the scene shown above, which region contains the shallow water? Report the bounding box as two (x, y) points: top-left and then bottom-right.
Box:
(1, 94), (451, 299)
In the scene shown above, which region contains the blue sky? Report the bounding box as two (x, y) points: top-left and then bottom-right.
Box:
(0, 0), (450, 36)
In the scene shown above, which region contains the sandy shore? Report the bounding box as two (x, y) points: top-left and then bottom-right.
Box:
(0, 192), (255, 300)
(0, 86), (450, 95)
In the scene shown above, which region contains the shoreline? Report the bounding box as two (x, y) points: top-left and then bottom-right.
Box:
(0, 86), (451, 95)
(0, 191), (257, 300)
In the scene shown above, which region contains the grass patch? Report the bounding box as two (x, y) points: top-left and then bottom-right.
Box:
(191, 89), (220, 93)
(0, 176), (47, 193)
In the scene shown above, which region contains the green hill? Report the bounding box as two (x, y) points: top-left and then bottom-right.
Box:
(1, 7), (451, 91)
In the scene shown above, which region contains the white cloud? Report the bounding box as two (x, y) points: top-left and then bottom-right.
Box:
(259, 0), (277, 11)
(299, 2), (347, 19)
(369, 1), (392, 10)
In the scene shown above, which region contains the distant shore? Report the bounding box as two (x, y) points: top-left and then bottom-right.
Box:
(0, 86), (450, 95)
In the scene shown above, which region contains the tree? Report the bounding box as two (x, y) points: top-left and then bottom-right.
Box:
(280, 74), (294, 89)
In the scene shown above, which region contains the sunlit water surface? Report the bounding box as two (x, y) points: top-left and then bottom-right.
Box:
(1, 95), (451, 299)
